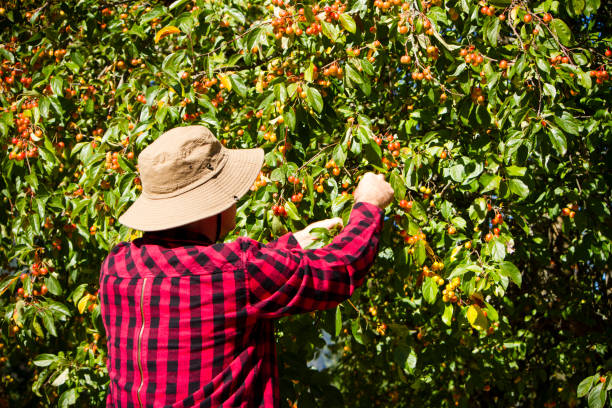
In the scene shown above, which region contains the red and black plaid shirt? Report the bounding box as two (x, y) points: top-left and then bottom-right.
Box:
(99, 202), (383, 407)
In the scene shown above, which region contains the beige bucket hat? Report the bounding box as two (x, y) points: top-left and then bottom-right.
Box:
(119, 125), (264, 231)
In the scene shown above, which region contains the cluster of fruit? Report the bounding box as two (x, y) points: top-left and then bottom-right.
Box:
(442, 277), (461, 303)
(398, 199), (413, 211)
(250, 171), (269, 192)
(418, 185), (432, 200)
(561, 204), (578, 218)
(460, 47), (485, 67)
(193, 76), (218, 93)
(6, 102), (40, 160)
(0, 59), (31, 88)
(589, 68), (610, 84)
(401, 231), (426, 248)
(271, 204), (288, 217)
(321, 62), (344, 79)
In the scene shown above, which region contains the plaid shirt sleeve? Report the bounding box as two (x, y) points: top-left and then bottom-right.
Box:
(242, 202), (383, 317)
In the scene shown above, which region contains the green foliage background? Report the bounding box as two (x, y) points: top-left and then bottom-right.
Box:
(0, 0), (610, 406)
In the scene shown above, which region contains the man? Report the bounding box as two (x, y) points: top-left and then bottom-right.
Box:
(99, 125), (394, 407)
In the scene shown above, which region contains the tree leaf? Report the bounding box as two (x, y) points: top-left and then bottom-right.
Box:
(442, 304), (453, 326)
(77, 296), (89, 314)
(509, 179), (529, 198)
(390, 172), (406, 200)
(351, 319), (364, 344)
(45, 276), (62, 296)
(422, 277), (438, 304)
(449, 164), (465, 183)
(306, 86), (323, 113)
(33, 353), (58, 367)
(284, 201), (301, 221)
(41, 311), (57, 336)
(486, 18), (501, 46)
(578, 375), (595, 398)
(550, 19), (573, 46)
(339, 14), (356, 33)
(587, 383), (605, 408)
(154, 25), (181, 43)
(345, 64), (363, 84)
(480, 174), (501, 193)
(50, 77), (63, 96)
(218, 74), (232, 92)
(414, 239), (426, 266)
(335, 306), (342, 337)
(466, 305), (488, 331)
(490, 238), (506, 262)
(58, 388), (78, 407)
(51, 367), (69, 387)
(548, 126), (567, 156)
(499, 261), (522, 287)
(230, 75), (247, 97)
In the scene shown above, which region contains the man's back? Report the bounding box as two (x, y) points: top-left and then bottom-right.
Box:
(100, 202), (383, 407)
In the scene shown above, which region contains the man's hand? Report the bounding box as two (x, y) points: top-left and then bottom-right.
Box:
(293, 217), (344, 248)
(354, 172), (394, 209)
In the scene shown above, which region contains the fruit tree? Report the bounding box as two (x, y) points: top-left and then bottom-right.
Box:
(0, 0), (611, 407)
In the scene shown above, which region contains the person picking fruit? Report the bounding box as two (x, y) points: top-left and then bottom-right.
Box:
(99, 125), (394, 407)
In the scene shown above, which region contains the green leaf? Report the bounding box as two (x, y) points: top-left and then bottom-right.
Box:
(304, 61), (314, 83)
(345, 64), (363, 85)
(331, 194), (352, 216)
(335, 306), (342, 337)
(321, 21), (339, 42)
(480, 174), (501, 193)
(41, 311), (57, 336)
(339, 14), (356, 33)
(414, 240), (426, 266)
(554, 114), (580, 135)
(587, 383), (605, 408)
(550, 19), (573, 46)
(33, 354), (58, 367)
(451, 217), (467, 230)
(284, 201), (300, 221)
(50, 77), (64, 97)
(548, 126), (567, 156)
(58, 388), (78, 407)
(505, 166), (526, 177)
(499, 261), (522, 287)
(570, 0), (586, 14)
(306, 86), (323, 113)
(490, 238), (506, 262)
(45, 276), (63, 296)
(422, 277), (438, 304)
(509, 179), (529, 198)
(283, 108), (296, 131)
(394, 346), (417, 374)
(578, 375), (595, 398)
(449, 164), (465, 183)
(405, 349), (417, 373)
(440, 201), (454, 220)
(390, 172), (406, 200)
(584, 0), (601, 14)
(486, 18), (501, 46)
(51, 367), (69, 387)
(442, 304), (453, 326)
(229, 75), (247, 97)
(351, 319), (364, 344)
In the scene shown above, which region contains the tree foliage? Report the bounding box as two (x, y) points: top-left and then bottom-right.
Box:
(0, 0), (610, 406)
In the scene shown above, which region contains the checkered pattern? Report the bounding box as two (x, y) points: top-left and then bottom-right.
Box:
(99, 202), (383, 407)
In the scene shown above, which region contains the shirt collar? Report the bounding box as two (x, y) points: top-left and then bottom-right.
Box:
(143, 228), (213, 245)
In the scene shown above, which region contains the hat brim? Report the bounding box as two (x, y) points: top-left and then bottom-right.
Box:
(118, 147), (264, 231)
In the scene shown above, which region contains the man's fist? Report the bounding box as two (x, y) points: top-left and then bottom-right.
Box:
(354, 172), (394, 209)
